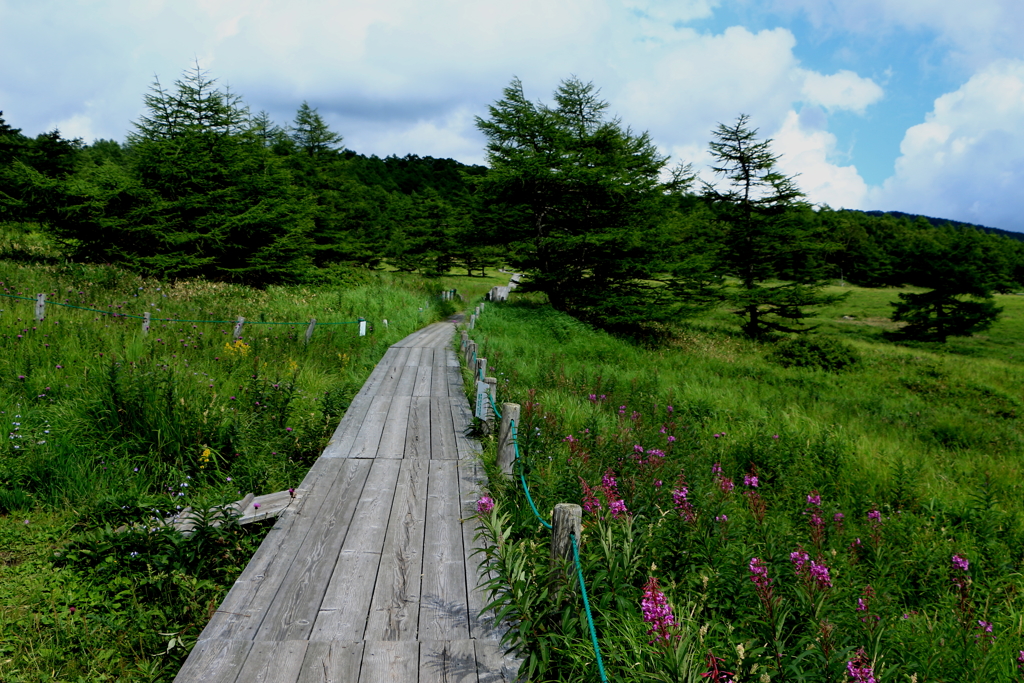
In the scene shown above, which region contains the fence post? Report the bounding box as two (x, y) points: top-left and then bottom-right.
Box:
(485, 376), (497, 433)
(469, 314), (476, 330)
(475, 357), (487, 382)
(551, 503), (583, 569)
(358, 318), (367, 336)
(143, 311), (151, 335)
(233, 316), (245, 340)
(35, 293), (46, 321)
(466, 340), (477, 366)
(305, 318), (316, 344)
(497, 402), (520, 478)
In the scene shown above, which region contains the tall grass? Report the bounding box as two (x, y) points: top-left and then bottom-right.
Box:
(0, 259), (500, 682)
(469, 291), (1024, 681)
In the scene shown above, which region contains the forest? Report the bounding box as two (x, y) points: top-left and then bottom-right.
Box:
(3, 66), (1023, 342)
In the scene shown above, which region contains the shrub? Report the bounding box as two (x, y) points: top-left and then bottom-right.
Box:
(767, 335), (860, 371)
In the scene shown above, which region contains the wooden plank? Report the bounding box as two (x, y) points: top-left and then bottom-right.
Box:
(446, 367), (464, 397)
(412, 365), (433, 397)
(374, 347), (412, 397)
(322, 348), (407, 458)
(348, 394), (392, 459)
(430, 361), (449, 397)
(375, 394), (410, 458)
(358, 641), (419, 683)
(310, 459), (401, 641)
(450, 396), (481, 460)
(395, 364), (419, 397)
(405, 397), (431, 460)
(431, 345), (448, 367)
(445, 349), (460, 367)
(364, 458), (428, 640)
(420, 640), (479, 683)
(296, 641), (364, 683)
(474, 641), (521, 683)
(404, 346), (423, 367)
(238, 489), (297, 525)
(419, 460), (470, 641)
(196, 458), (352, 641)
(255, 459), (372, 642)
(391, 325), (433, 348)
(173, 639), (251, 683)
(429, 397), (458, 460)
(457, 459), (498, 641)
(234, 640), (308, 683)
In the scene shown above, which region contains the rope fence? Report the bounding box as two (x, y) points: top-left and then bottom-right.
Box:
(462, 274), (609, 683)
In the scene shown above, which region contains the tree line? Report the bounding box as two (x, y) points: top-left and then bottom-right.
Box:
(3, 66), (1024, 341)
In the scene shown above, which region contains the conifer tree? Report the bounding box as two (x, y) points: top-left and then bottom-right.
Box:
(704, 114), (842, 336)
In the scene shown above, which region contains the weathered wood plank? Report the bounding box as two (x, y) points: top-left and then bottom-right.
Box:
(196, 458), (351, 641)
(234, 640), (308, 683)
(358, 641), (419, 683)
(296, 641), (364, 683)
(457, 459), (498, 641)
(419, 460), (470, 641)
(430, 362), (449, 397)
(445, 349), (460, 367)
(429, 397), (458, 460)
(395, 364), (419, 397)
(347, 394), (392, 459)
(373, 347), (412, 397)
(255, 459), (372, 642)
(173, 639), (251, 683)
(364, 458), (429, 640)
(404, 346), (424, 367)
(474, 641), (521, 683)
(375, 394), (411, 458)
(420, 640), (479, 683)
(450, 396), (481, 460)
(446, 367), (464, 397)
(321, 348), (404, 459)
(310, 459), (401, 641)
(412, 365), (433, 397)
(405, 397), (431, 460)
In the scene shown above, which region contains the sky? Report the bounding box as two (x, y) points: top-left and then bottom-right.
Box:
(2, 0), (1024, 232)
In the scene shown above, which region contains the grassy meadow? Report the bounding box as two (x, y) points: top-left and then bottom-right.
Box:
(468, 287), (1024, 682)
(0, 257), (501, 682)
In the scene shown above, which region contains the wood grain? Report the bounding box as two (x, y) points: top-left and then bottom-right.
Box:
(358, 641), (419, 683)
(172, 639), (251, 683)
(429, 397), (458, 460)
(405, 397), (431, 460)
(420, 640), (479, 683)
(375, 394), (411, 458)
(364, 458), (428, 641)
(419, 460), (470, 641)
(234, 640), (308, 683)
(296, 641), (364, 683)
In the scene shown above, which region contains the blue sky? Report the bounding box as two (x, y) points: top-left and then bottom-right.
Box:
(2, 0), (1023, 231)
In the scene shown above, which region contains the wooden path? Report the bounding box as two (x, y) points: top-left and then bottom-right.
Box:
(174, 322), (517, 683)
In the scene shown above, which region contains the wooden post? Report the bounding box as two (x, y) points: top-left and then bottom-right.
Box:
(480, 301), (486, 312)
(143, 311), (151, 335)
(497, 402), (520, 478)
(466, 340), (477, 367)
(469, 314), (476, 330)
(475, 357), (487, 382)
(305, 318), (316, 344)
(233, 316), (245, 339)
(485, 376), (498, 432)
(35, 293), (46, 321)
(551, 503), (583, 568)
(358, 318), (367, 336)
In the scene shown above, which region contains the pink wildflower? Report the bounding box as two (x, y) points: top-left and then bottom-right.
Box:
(641, 577), (677, 643)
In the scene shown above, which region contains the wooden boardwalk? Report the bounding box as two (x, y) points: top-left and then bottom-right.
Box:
(174, 322), (517, 683)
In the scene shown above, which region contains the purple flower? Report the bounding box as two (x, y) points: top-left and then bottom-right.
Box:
(790, 548), (810, 573)
(743, 473), (759, 487)
(641, 577), (677, 642)
(667, 435), (676, 443)
(718, 477), (734, 493)
(646, 448), (665, 459)
(867, 509), (881, 522)
(846, 649), (876, 683)
(715, 514), (728, 523)
(476, 496), (495, 514)
(807, 491), (821, 506)
(772, 434), (779, 439)
(609, 499), (629, 518)
(285, 427), (293, 432)
(654, 480), (663, 488)
(711, 462), (722, 476)
(977, 620), (993, 633)
(253, 503), (260, 510)
(666, 405), (673, 413)
(952, 554), (970, 572)
(809, 561), (832, 589)
(580, 477), (602, 514)
(749, 557), (771, 593)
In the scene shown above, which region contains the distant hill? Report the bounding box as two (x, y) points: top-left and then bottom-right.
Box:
(858, 210), (1024, 243)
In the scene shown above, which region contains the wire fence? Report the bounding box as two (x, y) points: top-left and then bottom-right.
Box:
(464, 308), (609, 683)
(0, 291), (363, 326)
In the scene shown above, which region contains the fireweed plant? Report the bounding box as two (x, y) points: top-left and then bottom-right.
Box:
(0, 261), (503, 682)
(470, 297), (1024, 682)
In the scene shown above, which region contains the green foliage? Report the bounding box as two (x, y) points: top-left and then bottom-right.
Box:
(468, 293), (1024, 681)
(475, 77), (708, 328)
(766, 336), (861, 372)
(704, 115), (844, 336)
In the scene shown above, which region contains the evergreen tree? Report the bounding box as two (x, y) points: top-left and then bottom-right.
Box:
(889, 226), (1008, 342)
(704, 114), (842, 336)
(290, 102), (343, 157)
(475, 77), (697, 327)
(52, 65), (314, 283)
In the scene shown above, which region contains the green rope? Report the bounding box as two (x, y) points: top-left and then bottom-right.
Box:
(487, 391), (501, 419)
(0, 293), (359, 326)
(510, 419), (552, 530)
(572, 532), (609, 683)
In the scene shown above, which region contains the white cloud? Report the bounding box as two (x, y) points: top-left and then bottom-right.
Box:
(869, 59), (1024, 230)
(772, 110), (869, 209)
(799, 69), (884, 114)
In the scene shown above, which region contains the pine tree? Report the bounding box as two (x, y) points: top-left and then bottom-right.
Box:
(704, 114), (842, 337)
